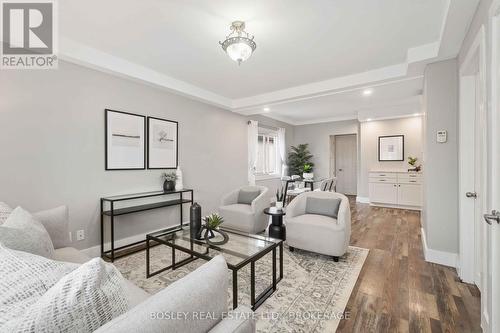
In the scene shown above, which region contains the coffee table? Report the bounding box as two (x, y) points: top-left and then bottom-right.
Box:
(264, 207), (286, 240)
(146, 226), (283, 310)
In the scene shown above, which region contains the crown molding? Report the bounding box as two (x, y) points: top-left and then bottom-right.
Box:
(59, 37), (233, 110)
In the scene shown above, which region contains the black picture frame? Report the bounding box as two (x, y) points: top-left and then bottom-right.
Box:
(147, 116), (179, 169)
(105, 109), (146, 170)
(378, 135), (404, 161)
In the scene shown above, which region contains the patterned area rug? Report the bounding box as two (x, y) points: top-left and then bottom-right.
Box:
(114, 245), (368, 333)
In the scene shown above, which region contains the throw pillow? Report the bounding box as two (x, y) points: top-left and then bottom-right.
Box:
(305, 197), (342, 219)
(0, 202), (12, 225)
(238, 188), (261, 205)
(5, 258), (129, 333)
(0, 207), (55, 258)
(33, 206), (70, 249)
(0, 243), (78, 327)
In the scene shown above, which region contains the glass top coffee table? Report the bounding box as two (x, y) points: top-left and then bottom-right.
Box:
(146, 226), (283, 310)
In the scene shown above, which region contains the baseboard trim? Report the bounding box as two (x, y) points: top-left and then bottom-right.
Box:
(420, 227), (458, 268)
(81, 222), (190, 258)
(370, 202), (421, 211)
(356, 196), (370, 203)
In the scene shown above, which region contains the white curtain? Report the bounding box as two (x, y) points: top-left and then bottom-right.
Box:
(277, 127), (288, 177)
(247, 120), (259, 185)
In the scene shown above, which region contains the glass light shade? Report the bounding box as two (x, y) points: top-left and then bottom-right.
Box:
(226, 41), (253, 64)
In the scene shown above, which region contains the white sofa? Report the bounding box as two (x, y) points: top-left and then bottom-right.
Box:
(219, 186), (269, 234)
(285, 191), (351, 260)
(1, 204), (255, 333)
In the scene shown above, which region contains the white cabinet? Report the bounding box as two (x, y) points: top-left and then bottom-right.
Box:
(369, 182), (398, 204)
(397, 184), (422, 206)
(368, 171), (422, 210)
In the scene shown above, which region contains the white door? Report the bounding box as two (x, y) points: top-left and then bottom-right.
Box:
(459, 25), (490, 331)
(335, 134), (357, 195)
(487, 10), (500, 332)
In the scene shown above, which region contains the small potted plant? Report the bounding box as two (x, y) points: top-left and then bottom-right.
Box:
(407, 156), (422, 172)
(162, 172), (177, 192)
(200, 213), (229, 245)
(275, 187), (284, 209)
(303, 164), (314, 180)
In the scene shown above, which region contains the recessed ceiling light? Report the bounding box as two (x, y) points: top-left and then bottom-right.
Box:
(363, 89), (373, 96)
(366, 118), (372, 122)
(413, 113), (421, 116)
(263, 107), (270, 112)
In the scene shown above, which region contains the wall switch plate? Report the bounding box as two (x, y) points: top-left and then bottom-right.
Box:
(76, 229), (85, 241)
(436, 130), (447, 143)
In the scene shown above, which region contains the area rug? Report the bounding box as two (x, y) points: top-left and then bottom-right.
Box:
(114, 245), (368, 333)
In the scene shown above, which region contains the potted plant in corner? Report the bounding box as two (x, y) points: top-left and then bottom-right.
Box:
(303, 163), (314, 180)
(162, 172), (177, 192)
(288, 143), (314, 176)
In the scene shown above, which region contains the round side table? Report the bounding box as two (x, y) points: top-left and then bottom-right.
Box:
(264, 207), (286, 240)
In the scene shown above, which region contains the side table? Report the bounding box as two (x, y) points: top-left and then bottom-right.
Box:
(264, 207), (286, 240)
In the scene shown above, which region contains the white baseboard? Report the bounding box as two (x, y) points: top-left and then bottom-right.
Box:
(81, 222), (189, 258)
(356, 196), (370, 203)
(420, 227), (458, 268)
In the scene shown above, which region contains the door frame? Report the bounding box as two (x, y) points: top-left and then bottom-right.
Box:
(458, 26), (487, 283)
(487, 2), (500, 332)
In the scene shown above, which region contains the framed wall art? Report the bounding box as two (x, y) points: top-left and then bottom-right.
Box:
(147, 116), (178, 169)
(105, 109), (146, 170)
(378, 135), (404, 161)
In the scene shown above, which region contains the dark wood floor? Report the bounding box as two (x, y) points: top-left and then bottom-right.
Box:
(337, 197), (481, 333)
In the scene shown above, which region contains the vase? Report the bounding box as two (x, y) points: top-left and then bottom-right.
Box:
(175, 167), (183, 191)
(163, 180), (175, 192)
(303, 172), (314, 180)
(190, 203), (202, 240)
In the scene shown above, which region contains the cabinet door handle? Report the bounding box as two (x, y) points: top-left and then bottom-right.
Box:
(380, 179), (386, 182)
(410, 180), (416, 183)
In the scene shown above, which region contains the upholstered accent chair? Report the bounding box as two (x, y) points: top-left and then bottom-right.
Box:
(218, 186), (270, 234)
(285, 191), (351, 261)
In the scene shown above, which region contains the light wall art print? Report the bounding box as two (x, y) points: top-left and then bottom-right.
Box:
(105, 109), (146, 170)
(147, 116), (178, 169)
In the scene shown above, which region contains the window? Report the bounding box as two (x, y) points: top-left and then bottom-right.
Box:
(256, 129), (280, 176)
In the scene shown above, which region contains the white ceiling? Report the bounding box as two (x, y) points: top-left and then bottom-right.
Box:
(58, 0), (480, 124)
(264, 77), (423, 125)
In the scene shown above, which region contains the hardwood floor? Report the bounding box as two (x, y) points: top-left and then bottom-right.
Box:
(337, 197), (481, 333)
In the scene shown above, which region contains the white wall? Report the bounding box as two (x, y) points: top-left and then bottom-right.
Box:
(422, 59), (459, 254)
(358, 116), (423, 198)
(0, 61), (249, 250)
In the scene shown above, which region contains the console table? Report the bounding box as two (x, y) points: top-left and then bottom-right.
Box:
(100, 189), (193, 262)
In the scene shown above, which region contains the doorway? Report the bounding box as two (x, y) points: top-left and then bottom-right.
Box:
(459, 25), (489, 330)
(331, 134), (357, 195)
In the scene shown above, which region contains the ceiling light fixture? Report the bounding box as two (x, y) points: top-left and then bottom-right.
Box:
(263, 107), (270, 112)
(363, 89), (373, 96)
(220, 21), (256, 65)
(366, 118), (372, 122)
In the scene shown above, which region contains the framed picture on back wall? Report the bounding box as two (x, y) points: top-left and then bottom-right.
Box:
(378, 135), (404, 161)
(105, 109), (146, 170)
(147, 116), (178, 169)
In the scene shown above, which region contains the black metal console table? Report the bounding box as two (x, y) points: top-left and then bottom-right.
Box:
(100, 189), (193, 262)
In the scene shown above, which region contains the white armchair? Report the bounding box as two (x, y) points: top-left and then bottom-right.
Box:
(219, 186), (270, 234)
(285, 191), (351, 261)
